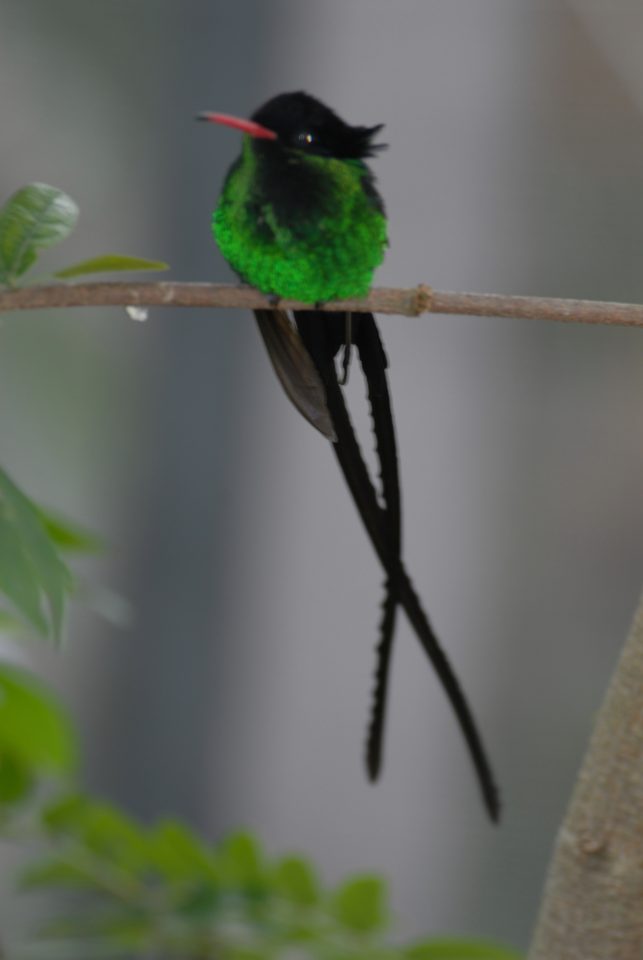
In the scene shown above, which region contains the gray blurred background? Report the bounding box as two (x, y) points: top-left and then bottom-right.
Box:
(2, 0), (643, 951)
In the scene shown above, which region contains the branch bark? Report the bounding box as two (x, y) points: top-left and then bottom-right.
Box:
(1, 281), (643, 327)
(528, 588), (643, 960)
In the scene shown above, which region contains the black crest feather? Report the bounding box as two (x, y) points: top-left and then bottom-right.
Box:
(252, 91), (386, 160)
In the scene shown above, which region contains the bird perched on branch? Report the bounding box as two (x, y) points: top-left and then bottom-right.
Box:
(199, 91), (499, 821)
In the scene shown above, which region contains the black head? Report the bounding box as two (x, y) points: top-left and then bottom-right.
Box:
(251, 91), (385, 160)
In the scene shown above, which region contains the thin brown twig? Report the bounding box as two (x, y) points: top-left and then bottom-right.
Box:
(1, 281), (643, 327)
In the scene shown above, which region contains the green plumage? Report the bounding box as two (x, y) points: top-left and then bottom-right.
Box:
(213, 138), (387, 303)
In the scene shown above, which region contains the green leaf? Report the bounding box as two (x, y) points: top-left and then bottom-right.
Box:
(0, 752), (34, 804)
(42, 792), (90, 834)
(40, 906), (153, 943)
(34, 795), (149, 882)
(332, 875), (387, 935)
(216, 831), (265, 888)
(0, 665), (76, 776)
(0, 183), (78, 284)
(405, 940), (523, 960)
(272, 856), (319, 906)
(0, 467), (72, 642)
(54, 254), (168, 279)
(20, 856), (99, 891)
(175, 882), (220, 919)
(37, 508), (103, 554)
(147, 819), (218, 882)
(72, 801), (148, 871)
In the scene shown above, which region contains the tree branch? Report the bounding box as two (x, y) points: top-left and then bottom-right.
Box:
(528, 588), (643, 960)
(1, 281), (643, 327)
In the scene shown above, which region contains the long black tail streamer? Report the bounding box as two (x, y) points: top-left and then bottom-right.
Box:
(352, 314), (400, 782)
(294, 311), (500, 822)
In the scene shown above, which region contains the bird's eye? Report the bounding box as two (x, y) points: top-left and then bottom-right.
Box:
(296, 131), (314, 146)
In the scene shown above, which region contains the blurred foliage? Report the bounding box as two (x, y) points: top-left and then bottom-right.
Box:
(0, 184), (521, 959)
(0, 467), (73, 644)
(2, 757), (522, 959)
(0, 182), (166, 644)
(0, 182), (167, 287)
(0, 664), (76, 809)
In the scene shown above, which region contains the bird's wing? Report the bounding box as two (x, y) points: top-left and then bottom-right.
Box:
(254, 309), (336, 441)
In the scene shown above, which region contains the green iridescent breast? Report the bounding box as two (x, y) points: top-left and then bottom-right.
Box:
(212, 139), (387, 303)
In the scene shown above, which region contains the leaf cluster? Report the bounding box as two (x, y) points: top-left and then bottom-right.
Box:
(0, 182), (166, 645)
(14, 794), (520, 960)
(0, 650), (520, 959)
(0, 182), (167, 288)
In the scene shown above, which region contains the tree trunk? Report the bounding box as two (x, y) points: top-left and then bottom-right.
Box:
(529, 588), (643, 959)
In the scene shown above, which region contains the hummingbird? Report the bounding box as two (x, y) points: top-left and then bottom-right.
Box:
(198, 92), (499, 821)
